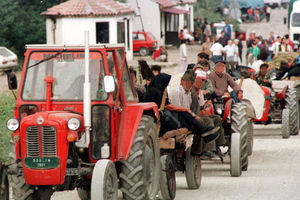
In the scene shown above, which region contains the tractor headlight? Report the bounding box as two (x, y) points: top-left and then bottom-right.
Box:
(67, 118), (81, 131)
(7, 118), (19, 131)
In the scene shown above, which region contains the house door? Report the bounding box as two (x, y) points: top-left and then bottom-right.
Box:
(165, 13), (179, 45)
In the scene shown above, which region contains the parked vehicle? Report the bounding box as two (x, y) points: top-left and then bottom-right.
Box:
(133, 31), (157, 56)
(1, 39), (161, 200)
(0, 47), (18, 72)
(289, 0), (300, 50)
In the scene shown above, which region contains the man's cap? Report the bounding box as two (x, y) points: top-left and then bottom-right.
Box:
(181, 69), (195, 82)
(215, 60), (226, 65)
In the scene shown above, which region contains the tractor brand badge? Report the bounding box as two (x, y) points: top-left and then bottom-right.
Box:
(37, 116), (44, 125)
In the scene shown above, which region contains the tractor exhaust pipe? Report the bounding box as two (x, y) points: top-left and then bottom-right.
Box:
(76, 31), (91, 148)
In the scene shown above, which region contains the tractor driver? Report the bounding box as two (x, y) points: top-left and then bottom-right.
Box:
(254, 63), (272, 87)
(208, 61), (243, 103)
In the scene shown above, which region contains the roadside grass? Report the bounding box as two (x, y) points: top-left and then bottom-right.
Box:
(0, 93), (15, 163)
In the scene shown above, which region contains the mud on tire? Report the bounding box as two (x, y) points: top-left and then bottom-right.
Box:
(120, 115), (160, 200)
(231, 103), (248, 171)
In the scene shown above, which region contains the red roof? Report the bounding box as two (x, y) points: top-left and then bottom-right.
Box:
(41, 0), (134, 17)
(156, 0), (195, 8)
(162, 7), (189, 14)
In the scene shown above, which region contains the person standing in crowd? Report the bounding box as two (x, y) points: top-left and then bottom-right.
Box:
(270, 36), (281, 56)
(266, 5), (271, 22)
(151, 65), (161, 76)
(284, 34), (295, 51)
(210, 38), (224, 63)
(204, 21), (211, 39)
(178, 29), (185, 47)
(252, 42), (260, 60)
(247, 6), (254, 22)
(224, 19), (231, 39)
(268, 32), (275, 46)
(200, 37), (212, 57)
(233, 39), (241, 64)
(247, 31), (256, 48)
(219, 31), (229, 47)
(237, 34), (244, 63)
(194, 15), (202, 29)
(258, 39), (269, 54)
(211, 22), (217, 39)
(279, 37), (292, 52)
(183, 25), (194, 43)
(222, 40), (235, 61)
(180, 39), (188, 72)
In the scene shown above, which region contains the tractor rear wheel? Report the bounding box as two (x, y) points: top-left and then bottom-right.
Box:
(10, 141), (35, 200)
(0, 163), (9, 200)
(285, 88), (299, 135)
(247, 121), (254, 156)
(231, 103), (248, 171)
(185, 148), (202, 189)
(230, 133), (241, 177)
(160, 154), (176, 200)
(120, 116), (160, 200)
(282, 108), (290, 139)
(91, 159), (118, 200)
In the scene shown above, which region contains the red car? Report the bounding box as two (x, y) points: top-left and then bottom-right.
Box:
(133, 31), (157, 56)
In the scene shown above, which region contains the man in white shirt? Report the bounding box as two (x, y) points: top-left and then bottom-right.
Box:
(180, 39), (188, 72)
(210, 38), (223, 63)
(222, 40), (235, 61)
(270, 36), (281, 56)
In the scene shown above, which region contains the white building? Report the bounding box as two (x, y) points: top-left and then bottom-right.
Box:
(41, 0), (134, 60)
(127, 0), (195, 46)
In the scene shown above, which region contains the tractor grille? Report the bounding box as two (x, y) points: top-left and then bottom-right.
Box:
(26, 126), (57, 157)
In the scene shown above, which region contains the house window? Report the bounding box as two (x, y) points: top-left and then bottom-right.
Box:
(96, 22), (109, 43)
(117, 22), (125, 43)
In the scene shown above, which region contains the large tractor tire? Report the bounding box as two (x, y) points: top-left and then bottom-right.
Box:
(230, 133), (241, 177)
(247, 121), (254, 156)
(0, 163), (9, 200)
(160, 155), (176, 200)
(231, 103), (248, 171)
(91, 159), (118, 200)
(285, 88), (299, 135)
(185, 148), (202, 189)
(282, 108), (291, 139)
(120, 116), (160, 200)
(10, 141), (53, 200)
(10, 141), (35, 200)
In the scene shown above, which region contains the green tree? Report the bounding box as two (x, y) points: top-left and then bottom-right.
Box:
(193, 0), (223, 23)
(0, 0), (62, 64)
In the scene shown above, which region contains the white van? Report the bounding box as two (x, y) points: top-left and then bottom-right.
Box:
(0, 47), (18, 72)
(290, 1), (300, 50)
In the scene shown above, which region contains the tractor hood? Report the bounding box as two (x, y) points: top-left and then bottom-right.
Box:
(19, 111), (84, 186)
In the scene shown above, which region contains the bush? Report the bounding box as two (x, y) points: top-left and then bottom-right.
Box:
(0, 93), (15, 163)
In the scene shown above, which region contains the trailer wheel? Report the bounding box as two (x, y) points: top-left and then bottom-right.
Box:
(10, 141), (35, 200)
(282, 108), (290, 139)
(247, 121), (254, 156)
(230, 133), (241, 177)
(91, 159), (118, 200)
(160, 155), (176, 200)
(0, 163), (9, 200)
(185, 148), (202, 189)
(231, 103), (248, 171)
(285, 88), (299, 135)
(120, 116), (160, 200)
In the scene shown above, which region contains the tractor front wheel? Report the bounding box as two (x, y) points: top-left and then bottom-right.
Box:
(160, 154), (176, 200)
(285, 88), (299, 135)
(0, 163), (9, 200)
(120, 116), (160, 200)
(230, 133), (242, 177)
(282, 108), (290, 139)
(91, 159), (118, 200)
(185, 148), (202, 189)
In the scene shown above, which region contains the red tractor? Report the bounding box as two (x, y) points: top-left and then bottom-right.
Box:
(254, 80), (300, 138)
(1, 36), (161, 200)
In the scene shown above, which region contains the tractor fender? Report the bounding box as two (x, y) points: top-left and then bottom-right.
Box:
(224, 99), (234, 121)
(117, 102), (159, 160)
